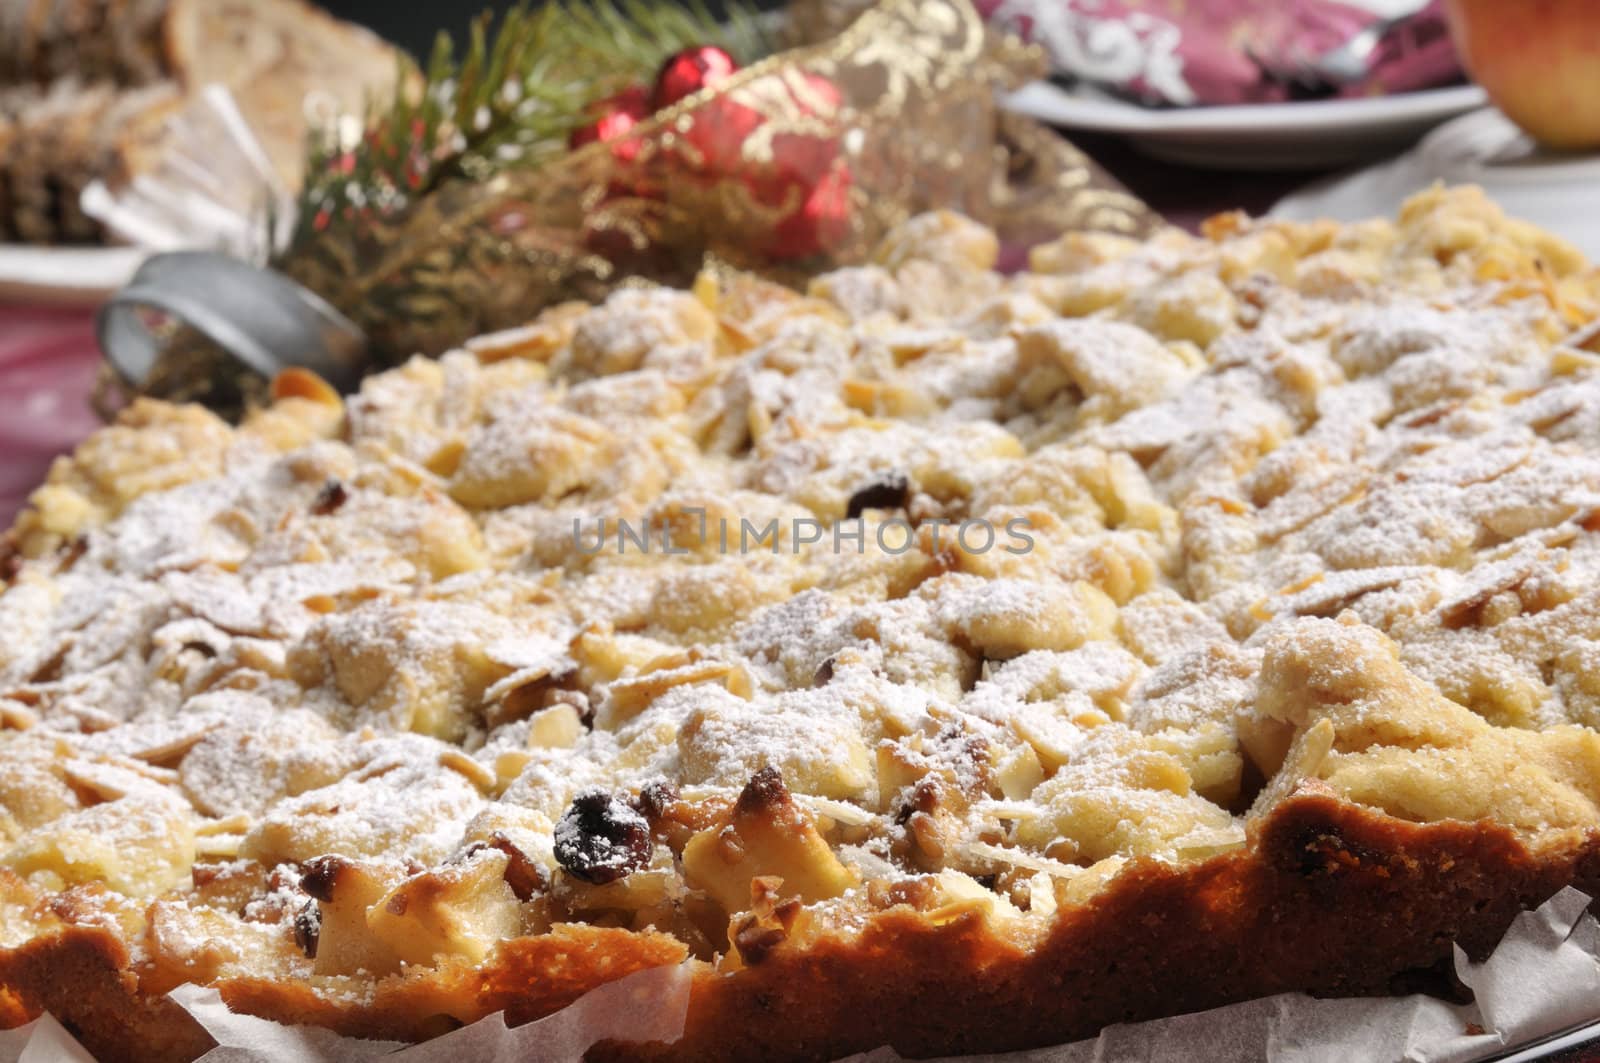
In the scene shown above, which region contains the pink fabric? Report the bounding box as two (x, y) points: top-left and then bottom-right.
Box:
(0, 304), (105, 529)
(979, 0), (1462, 107)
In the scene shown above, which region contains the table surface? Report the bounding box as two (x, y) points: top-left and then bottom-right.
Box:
(0, 305), (105, 530)
(0, 139), (1331, 529)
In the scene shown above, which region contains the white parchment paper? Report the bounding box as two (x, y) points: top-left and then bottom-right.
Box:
(5, 890), (1598, 1063)
(0, 1013), (96, 1063)
(176, 960), (696, 1063)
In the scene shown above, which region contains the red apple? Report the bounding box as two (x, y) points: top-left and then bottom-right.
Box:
(1445, 0), (1600, 150)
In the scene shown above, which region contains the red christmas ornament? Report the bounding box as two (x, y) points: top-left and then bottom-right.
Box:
(791, 71), (843, 117)
(663, 66), (853, 261)
(569, 85), (651, 165)
(759, 73), (851, 259)
(759, 159), (853, 259)
(652, 45), (739, 110)
(572, 56), (852, 263)
(679, 95), (764, 175)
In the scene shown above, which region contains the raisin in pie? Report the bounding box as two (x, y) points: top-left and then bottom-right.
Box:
(4, 187), (1600, 1061)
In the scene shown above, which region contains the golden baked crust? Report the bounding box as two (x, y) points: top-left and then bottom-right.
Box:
(4, 186), (1600, 1060)
(6, 796), (1600, 1062)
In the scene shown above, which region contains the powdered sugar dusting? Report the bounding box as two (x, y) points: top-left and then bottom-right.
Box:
(3, 188), (1600, 989)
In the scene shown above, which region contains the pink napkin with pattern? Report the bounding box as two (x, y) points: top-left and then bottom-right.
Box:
(0, 304), (103, 529)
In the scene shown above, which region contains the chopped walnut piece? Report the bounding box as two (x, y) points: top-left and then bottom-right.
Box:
(729, 875), (804, 965)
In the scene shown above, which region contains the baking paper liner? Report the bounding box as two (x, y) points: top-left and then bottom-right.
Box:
(4, 888), (1599, 1062)
(0, 1013), (97, 1063)
(182, 961), (696, 1063)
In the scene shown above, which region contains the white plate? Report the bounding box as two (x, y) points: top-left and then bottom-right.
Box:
(1004, 82), (1487, 170)
(0, 245), (147, 306)
(1272, 107), (1600, 261)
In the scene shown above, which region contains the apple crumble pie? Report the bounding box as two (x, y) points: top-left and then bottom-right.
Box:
(4, 186), (1600, 1060)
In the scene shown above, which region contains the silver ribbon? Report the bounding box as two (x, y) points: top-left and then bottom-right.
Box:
(97, 251), (368, 394)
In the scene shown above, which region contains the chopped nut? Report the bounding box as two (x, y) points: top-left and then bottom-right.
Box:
(59, 534), (89, 572)
(734, 766), (790, 818)
(865, 875), (939, 911)
(523, 703), (584, 748)
(729, 878), (803, 966)
(632, 781), (681, 825)
(907, 811), (945, 861)
(731, 918), (786, 964)
(438, 750), (498, 793)
(715, 825), (746, 865)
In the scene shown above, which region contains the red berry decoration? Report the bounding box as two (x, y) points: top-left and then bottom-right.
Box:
(749, 72), (852, 260)
(680, 94), (765, 175)
(790, 71), (843, 117)
(762, 160), (853, 259)
(652, 45), (739, 110)
(568, 85), (651, 163)
(576, 53), (852, 263)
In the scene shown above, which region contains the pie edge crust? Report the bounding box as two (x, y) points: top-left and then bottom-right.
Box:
(4, 785), (1596, 1062)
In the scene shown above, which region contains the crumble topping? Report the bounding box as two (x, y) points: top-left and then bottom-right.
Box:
(3, 187), (1600, 996)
